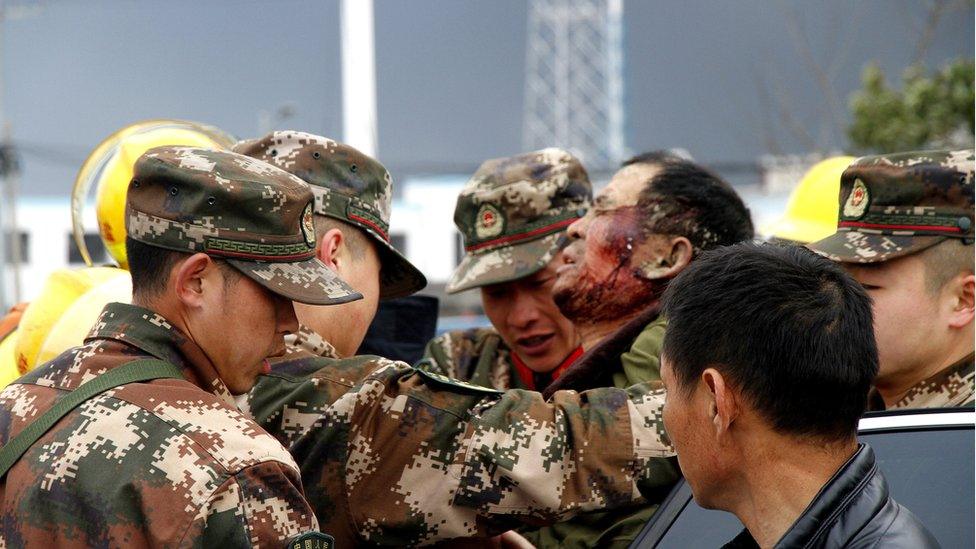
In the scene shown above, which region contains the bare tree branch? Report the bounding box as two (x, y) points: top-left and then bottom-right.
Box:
(912, 0), (949, 64)
(826, 1), (863, 81)
(779, 1), (845, 149)
(751, 65), (784, 155)
(768, 75), (818, 151)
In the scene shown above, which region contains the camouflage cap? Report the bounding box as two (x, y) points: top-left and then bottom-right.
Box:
(233, 131), (427, 300)
(808, 149), (974, 263)
(447, 148), (592, 293)
(126, 146), (362, 306)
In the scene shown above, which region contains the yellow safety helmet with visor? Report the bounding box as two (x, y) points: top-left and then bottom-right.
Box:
(71, 119), (236, 269)
(763, 156), (855, 244)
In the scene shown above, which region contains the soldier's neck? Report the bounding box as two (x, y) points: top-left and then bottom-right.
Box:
(133, 294), (189, 339)
(876, 335), (974, 407)
(296, 305), (363, 358)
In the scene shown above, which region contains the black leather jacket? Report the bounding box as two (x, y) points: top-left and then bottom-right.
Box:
(723, 444), (939, 548)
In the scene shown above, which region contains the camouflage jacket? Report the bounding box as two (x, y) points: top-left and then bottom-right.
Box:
(286, 323), (340, 359)
(521, 314), (673, 549)
(244, 353), (674, 546)
(422, 328), (527, 391)
(869, 351), (975, 410)
(0, 302), (319, 548)
(422, 318), (674, 548)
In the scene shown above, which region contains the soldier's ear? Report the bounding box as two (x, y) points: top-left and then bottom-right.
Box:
(173, 253), (214, 308)
(317, 228), (344, 272)
(946, 272), (975, 329)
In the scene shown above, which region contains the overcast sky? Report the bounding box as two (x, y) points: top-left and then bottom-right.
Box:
(3, 0), (972, 195)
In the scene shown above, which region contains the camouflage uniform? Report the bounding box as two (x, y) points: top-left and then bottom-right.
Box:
(423, 328), (517, 389)
(235, 131), (428, 364)
(422, 327), (583, 391)
(868, 352), (975, 410)
(0, 147), (361, 547)
(524, 310), (673, 549)
(287, 324), (341, 359)
(243, 353), (674, 546)
(809, 149), (975, 409)
(423, 322), (672, 548)
(423, 148), (592, 393)
(0, 304), (317, 547)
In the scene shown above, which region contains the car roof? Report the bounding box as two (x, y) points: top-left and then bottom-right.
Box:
(859, 407), (974, 433)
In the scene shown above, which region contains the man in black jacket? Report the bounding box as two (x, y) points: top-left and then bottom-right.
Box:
(658, 242), (938, 548)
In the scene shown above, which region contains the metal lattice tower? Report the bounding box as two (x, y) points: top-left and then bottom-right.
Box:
(523, 0), (625, 171)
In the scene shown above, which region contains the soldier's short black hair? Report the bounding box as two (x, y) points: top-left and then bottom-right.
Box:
(661, 242), (877, 442)
(127, 237), (187, 300)
(625, 153), (754, 255)
(312, 215), (373, 261)
(921, 239), (975, 294)
(127, 237), (239, 302)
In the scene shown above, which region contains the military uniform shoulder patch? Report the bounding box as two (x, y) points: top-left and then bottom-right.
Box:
(301, 202), (316, 247)
(842, 178), (870, 219)
(413, 364), (504, 394)
(288, 531), (335, 549)
(475, 203), (505, 239)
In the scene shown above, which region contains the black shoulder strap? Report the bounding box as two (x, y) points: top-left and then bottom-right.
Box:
(0, 358), (184, 479)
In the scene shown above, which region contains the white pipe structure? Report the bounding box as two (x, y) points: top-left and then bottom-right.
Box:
(0, 2), (7, 309)
(606, 0), (625, 166)
(523, 0), (626, 170)
(340, 0), (378, 157)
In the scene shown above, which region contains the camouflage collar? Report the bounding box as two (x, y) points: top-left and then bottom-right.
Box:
(868, 351), (975, 411)
(85, 302), (235, 405)
(284, 324), (341, 359)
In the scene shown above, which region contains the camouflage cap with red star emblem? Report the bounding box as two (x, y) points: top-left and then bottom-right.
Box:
(233, 131), (427, 299)
(447, 148), (592, 293)
(808, 149), (974, 263)
(126, 146), (362, 306)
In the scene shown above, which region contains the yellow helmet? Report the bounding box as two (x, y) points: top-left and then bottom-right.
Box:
(72, 120), (236, 269)
(0, 303), (26, 389)
(36, 273), (133, 368)
(14, 266), (127, 374)
(763, 156), (855, 244)
(0, 329), (20, 390)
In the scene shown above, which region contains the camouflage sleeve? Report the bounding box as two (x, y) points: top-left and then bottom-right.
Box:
(188, 460), (320, 548)
(246, 355), (392, 449)
(419, 332), (456, 377)
(300, 361), (674, 545)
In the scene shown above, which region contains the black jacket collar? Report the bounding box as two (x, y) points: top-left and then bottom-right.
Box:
(723, 444), (937, 548)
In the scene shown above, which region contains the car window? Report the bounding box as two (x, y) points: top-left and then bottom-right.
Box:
(651, 500), (741, 548)
(862, 427), (974, 549)
(638, 425), (973, 548)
